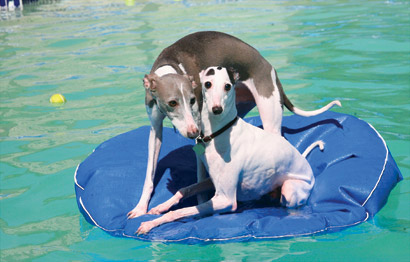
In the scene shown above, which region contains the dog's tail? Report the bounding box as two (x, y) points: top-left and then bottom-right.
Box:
(273, 69), (341, 117)
(284, 95), (342, 117)
(302, 140), (325, 158)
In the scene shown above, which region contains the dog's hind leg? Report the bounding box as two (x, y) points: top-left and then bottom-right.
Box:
(242, 69), (283, 135)
(280, 178), (314, 208)
(196, 156), (210, 204)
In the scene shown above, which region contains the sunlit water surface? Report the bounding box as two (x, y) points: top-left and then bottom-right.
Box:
(1, 0), (409, 261)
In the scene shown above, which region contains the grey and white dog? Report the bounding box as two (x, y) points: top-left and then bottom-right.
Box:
(128, 31), (340, 219)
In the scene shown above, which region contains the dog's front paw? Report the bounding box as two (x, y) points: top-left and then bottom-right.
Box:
(127, 206), (147, 219)
(148, 203), (171, 215)
(136, 221), (157, 235)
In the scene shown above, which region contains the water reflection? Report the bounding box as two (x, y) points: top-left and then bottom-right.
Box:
(0, 0), (408, 261)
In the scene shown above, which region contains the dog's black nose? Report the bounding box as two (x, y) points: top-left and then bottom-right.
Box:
(212, 106), (223, 115)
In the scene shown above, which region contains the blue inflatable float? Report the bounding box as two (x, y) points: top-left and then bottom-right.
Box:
(74, 112), (402, 244)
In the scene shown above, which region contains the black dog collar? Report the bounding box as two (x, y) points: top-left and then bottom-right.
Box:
(196, 116), (238, 144)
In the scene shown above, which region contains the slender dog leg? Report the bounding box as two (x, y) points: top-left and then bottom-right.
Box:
(128, 105), (165, 219)
(196, 156), (209, 204)
(148, 178), (214, 215)
(137, 194), (236, 234)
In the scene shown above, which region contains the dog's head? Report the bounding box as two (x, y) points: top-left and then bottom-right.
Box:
(143, 73), (201, 139)
(199, 66), (239, 116)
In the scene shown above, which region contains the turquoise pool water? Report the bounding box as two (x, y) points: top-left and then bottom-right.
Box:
(1, 0), (409, 261)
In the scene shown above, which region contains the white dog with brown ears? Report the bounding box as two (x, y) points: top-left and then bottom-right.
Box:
(136, 66), (325, 234)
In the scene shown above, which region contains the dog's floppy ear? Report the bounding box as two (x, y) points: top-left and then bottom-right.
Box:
(227, 67), (240, 84)
(143, 74), (159, 92)
(198, 70), (206, 82)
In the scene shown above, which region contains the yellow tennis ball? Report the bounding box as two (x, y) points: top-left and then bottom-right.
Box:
(125, 0), (135, 6)
(50, 94), (66, 104)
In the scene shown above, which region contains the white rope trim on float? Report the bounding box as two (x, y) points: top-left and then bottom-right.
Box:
(79, 197), (117, 232)
(122, 212), (370, 243)
(253, 212), (369, 241)
(74, 164), (85, 190)
(122, 232), (255, 243)
(361, 122), (389, 207)
(74, 148), (96, 191)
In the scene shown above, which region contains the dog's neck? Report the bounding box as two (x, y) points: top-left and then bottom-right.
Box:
(200, 99), (238, 138)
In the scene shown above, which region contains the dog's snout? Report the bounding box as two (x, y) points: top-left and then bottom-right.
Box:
(187, 126), (199, 139)
(212, 106), (223, 115)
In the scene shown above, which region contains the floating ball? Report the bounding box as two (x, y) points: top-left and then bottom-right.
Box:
(125, 0), (135, 6)
(50, 94), (66, 104)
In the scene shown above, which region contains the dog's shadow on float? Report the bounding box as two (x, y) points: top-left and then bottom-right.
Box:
(281, 118), (343, 136)
(152, 145), (203, 210)
(150, 117), (343, 213)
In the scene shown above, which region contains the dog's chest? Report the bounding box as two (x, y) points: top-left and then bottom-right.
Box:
(200, 123), (295, 200)
(199, 141), (231, 171)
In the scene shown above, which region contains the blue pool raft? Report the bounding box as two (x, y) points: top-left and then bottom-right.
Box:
(74, 112), (402, 244)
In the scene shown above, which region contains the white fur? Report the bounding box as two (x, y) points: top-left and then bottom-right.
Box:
(292, 100), (342, 117)
(154, 65), (177, 77)
(178, 63), (187, 75)
(178, 83), (198, 136)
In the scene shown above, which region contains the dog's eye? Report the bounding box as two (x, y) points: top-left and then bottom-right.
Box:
(204, 81), (212, 89)
(168, 100), (178, 107)
(190, 97), (196, 105)
(225, 84), (232, 91)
